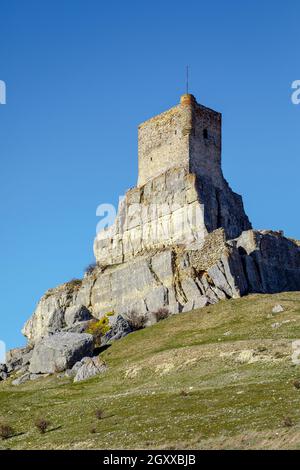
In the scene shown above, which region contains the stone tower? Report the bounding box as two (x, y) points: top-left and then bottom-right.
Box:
(138, 94), (222, 187)
(94, 94), (252, 266)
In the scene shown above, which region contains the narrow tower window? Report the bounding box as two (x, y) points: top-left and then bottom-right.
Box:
(203, 129), (208, 139)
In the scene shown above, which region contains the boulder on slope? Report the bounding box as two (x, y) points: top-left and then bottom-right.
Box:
(73, 356), (107, 383)
(29, 332), (94, 374)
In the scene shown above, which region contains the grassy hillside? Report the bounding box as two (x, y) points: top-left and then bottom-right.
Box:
(1, 292), (300, 450)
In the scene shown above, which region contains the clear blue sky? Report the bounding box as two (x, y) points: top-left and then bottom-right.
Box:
(0, 0), (299, 350)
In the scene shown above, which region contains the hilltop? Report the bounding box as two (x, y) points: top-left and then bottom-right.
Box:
(1, 292), (300, 450)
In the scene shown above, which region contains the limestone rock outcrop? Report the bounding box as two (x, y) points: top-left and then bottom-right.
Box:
(236, 230), (300, 293)
(94, 167), (251, 267)
(21, 228), (300, 347)
(6, 93), (299, 382)
(22, 280), (93, 344)
(73, 356), (107, 383)
(6, 346), (33, 373)
(29, 332), (94, 374)
(101, 315), (133, 346)
(0, 363), (8, 381)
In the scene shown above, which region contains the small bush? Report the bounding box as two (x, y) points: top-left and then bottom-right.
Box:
(293, 379), (300, 390)
(179, 390), (189, 397)
(154, 307), (170, 322)
(106, 311), (115, 317)
(66, 278), (82, 290)
(90, 427), (97, 434)
(283, 416), (293, 427)
(86, 317), (111, 346)
(95, 408), (105, 420)
(274, 351), (284, 359)
(35, 418), (50, 434)
(0, 423), (14, 440)
(85, 263), (97, 275)
(125, 310), (147, 330)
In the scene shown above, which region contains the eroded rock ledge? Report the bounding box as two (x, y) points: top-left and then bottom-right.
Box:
(94, 167), (251, 266)
(22, 228), (300, 345)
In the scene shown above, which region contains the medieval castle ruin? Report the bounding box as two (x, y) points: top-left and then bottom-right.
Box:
(2, 93), (300, 382)
(25, 94), (300, 342)
(24, 95), (300, 341)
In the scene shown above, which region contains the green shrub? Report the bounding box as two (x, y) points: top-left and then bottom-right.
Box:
(106, 311), (115, 317)
(86, 317), (111, 346)
(66, 278), (82, 290)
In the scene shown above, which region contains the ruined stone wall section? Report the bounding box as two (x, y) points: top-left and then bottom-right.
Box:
(189, 104), (223, 188)
(137, 104), (191, 186)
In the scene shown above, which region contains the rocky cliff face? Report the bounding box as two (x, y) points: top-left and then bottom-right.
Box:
(94, 167), (251, 266)
(22, 228), (300, 345)
(4, 95), (300, 385)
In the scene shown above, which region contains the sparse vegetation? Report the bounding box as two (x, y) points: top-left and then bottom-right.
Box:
(1, 292), (300, 450)
(35, 418), (50, 434)
(0, 423), (14, 440)
(283, 417), (293, 427)
(85, 263), (97, 275)
(154, 307), (170, 322)
(66, 279), (82, 290)
(86, 317), (111, 346)
(95, 408), (105, 420)
(293, 379), (300, 390)
(125, 310), (147, 330)
(274, 351), (285, 359)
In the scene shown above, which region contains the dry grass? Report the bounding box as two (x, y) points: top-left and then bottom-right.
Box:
(1, 292), (300, 449)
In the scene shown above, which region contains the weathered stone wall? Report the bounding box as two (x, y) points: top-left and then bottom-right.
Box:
(137, 103), (190, 186)
(137, 95), (222, 187)
(189, 103), (223, 188)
